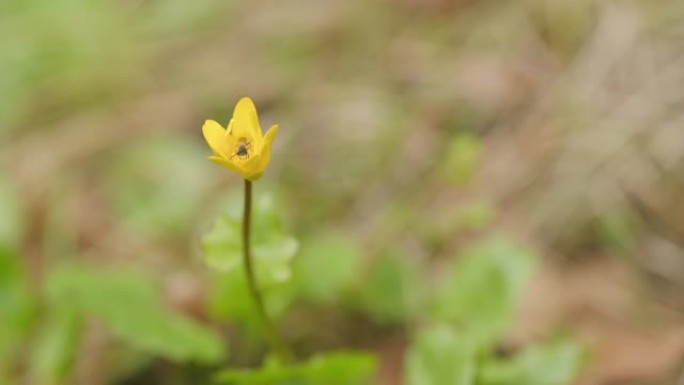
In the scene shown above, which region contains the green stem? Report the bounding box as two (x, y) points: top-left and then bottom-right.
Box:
(242, 179), (292, 363)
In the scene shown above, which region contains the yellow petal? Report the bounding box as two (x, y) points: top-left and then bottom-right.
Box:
(226, 118), (235, 136)
(202, 120), (230, 158)
(244, 170), (264, 181)
(258, 124), (278, 167)
(262, 124), (278, 147)
(208, 156), (246, 175)
(231, 97), (262, 141)
(233, 151), (265, 181)
(241, 152), (263, 173)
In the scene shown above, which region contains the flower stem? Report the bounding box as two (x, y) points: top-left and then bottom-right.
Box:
(242, 179), (292, 363)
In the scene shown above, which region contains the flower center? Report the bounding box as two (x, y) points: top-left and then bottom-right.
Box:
(232, 138), (251, 160)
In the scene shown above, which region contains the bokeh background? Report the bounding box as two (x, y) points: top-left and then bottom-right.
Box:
(2, 0), (684, 384)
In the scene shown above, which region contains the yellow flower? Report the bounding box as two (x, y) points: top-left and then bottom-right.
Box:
(202, 97), (278, 181)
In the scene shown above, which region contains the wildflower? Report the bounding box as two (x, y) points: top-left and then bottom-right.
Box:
(202, 97), (278, 181)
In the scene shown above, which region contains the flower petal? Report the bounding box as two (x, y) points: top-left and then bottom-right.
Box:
(208, 156), (245, 176)
(230, 151), (265, 181)
(232, 97), (262, 140)
(240, 152), (263, 174)
(226, 118), (235, 136)
(244, 170), (264, 181)
(202, 120), (230, 158)
(262, 124), (278, 147)
(258, 124), (278, 167)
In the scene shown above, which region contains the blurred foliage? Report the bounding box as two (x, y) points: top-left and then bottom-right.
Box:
(0, 174), (26, 248)
(293, 231), (363, 303)
(46, 264), (225, 364)
(431, 235), (537, 346)
(0, 0), (234, 135)
(0, 249), (35, 380)
(203, 190), (298, 283)
(355, 249), (424, 324)
(30, 306), (80, 385)
(215, 352), (377, 385)
(0, 0), (143, 131)
(438, 132), (483, 186)
(598, 210), (639, 253)
(406, 325), (476, 385)
(0, 174), (34, 380)
(480, 337), (585, 385)
(103, 136), (219, 237)
(8, 0), (682, 382)
(405, 237), (584, 385)
(204, 199), (583, 385)
(422, 200), (497, 247)
(205, 190), (298, 333)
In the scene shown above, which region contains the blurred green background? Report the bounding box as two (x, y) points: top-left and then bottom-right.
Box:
(2, 0), (684, 384)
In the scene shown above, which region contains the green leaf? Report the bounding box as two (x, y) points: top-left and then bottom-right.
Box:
(47, 265), (225, 364)
(431, 235), (537, 346)
(204, 190), (297, 330)
(215, 364), (299, 385)
(405, 325), (476, 385)
(357, 250), (425, 324)
(203, 191), (298, 287)
(479, 338), (585, 385)
(208, 267), (295, 333)
(215, 351), (377, 385)
(30, 307), (81, 385)
(293, 231), (363, 303)
(203, 216), (243, 272)
(302, 352), (377, 384)
(0, 249), (36, 380)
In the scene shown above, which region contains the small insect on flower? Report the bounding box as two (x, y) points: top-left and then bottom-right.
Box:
(231, 139), (251, 160)
(202, 97), (278, 181)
